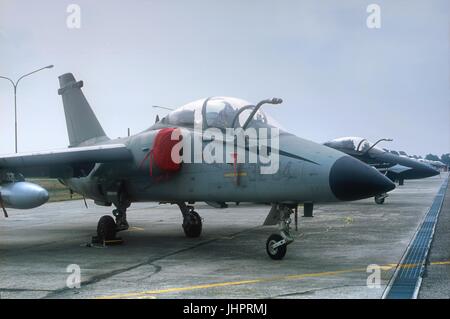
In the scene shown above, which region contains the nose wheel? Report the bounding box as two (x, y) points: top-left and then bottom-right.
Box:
(374, 193), (388, 204)
(266, 205), (295, 260)
(266, 234), (287, 260)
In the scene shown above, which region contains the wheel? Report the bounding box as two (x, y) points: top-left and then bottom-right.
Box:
(374, 195), (385, 205)
(266, 234), (287, 260)
(97, 215), (117, 241)
(182, 211), (202, 238)
(398, 179), (404, 186)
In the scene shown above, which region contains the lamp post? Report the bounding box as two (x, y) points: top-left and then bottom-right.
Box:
(0, 65), (54, 153)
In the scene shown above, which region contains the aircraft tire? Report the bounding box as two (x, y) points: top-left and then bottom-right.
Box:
(374, 196), (385, 205)
(97, 215), (117, 241)
(266, 234), (287, 260)
(183, 211), (202, 238)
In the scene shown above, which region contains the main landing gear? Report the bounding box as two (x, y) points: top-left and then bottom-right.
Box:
(96, 215), (116, 241)
(96, 200), (130, 242)
(266, 205), (295, 260)
(374, 193), (388, 205)
(178, 203), (202, 238)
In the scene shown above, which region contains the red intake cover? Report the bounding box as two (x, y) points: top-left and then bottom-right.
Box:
(152, 128), (182, 172)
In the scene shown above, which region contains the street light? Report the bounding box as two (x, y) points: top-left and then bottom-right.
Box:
(0, 65), (54, 153)
(152, 105), (174, 111)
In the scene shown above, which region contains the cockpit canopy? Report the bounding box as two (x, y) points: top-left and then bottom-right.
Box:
(324, 137), (384, 153)
(152, 97), (281, 131)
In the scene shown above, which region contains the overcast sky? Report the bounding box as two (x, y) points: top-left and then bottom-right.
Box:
(0, 0), (448, 156)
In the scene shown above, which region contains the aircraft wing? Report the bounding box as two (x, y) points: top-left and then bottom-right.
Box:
(0, 144), (133, 178)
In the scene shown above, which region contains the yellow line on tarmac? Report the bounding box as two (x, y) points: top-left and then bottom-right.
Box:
(97, 279), (264, 299)
(96, 260), (449, 299)
(430, 260), (450, 266)
(96, 267), (371, 299)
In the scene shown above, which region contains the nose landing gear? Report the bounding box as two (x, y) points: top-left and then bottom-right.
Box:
(266, 234), (287, 260)
(266, 205), (295, 260)
(374, 193), (388, 204)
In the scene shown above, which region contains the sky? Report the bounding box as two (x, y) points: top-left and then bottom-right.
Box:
(0, 0), (448, 156)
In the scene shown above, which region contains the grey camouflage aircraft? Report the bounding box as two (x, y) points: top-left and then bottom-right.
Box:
(0, 73), (395, 259)
(324, 137), (439, 204)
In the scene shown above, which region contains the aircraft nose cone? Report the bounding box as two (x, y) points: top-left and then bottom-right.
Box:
(329, 156), (396, 201)
(419, 165), (440, 178)
(38, 188), (50, 205)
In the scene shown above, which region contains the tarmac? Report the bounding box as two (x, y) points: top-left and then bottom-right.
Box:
(418, 174), (450, 299)
(0, 174), (448, 299)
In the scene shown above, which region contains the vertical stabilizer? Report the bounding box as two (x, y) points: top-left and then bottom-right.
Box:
(58, 73), (108, 147)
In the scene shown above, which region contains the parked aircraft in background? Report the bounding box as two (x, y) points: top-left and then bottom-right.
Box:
(383, 150), (448, 172)
(417, 158), (448, 172)
(323, 137), (438, 204)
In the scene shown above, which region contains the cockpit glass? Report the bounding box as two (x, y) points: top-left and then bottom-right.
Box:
(163, 104), (196, 127)
(324, 137), (384, 153)
(156, 97), (281, 131)
(205, 99), (236, 129)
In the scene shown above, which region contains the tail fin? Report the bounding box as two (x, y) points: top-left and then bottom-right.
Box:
(58, 73), (108, 147)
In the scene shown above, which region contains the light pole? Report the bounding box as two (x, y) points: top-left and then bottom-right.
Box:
(0, 65), (54, 153)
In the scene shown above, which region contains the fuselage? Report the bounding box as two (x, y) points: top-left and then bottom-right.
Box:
(64, 129), (394, 205)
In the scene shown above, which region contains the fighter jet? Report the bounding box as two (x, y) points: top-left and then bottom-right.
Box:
(0, 73), (395, 259)
(324, 137), (439, 204)
(417, 158), (448, 171)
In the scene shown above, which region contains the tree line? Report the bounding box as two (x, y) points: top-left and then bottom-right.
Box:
(425, 153), (450, 166)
